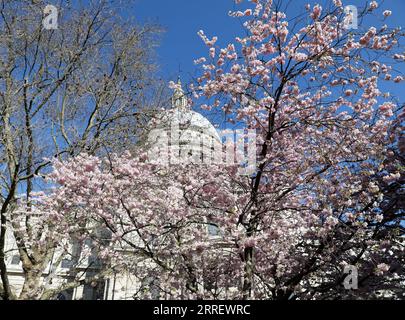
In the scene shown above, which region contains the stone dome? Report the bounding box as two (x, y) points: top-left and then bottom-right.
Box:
(147, 80), (222, 165)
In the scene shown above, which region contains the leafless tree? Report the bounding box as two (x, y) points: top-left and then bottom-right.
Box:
(0, 0), (166, 299)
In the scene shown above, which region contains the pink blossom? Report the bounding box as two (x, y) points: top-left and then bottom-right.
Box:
(379, 102), (394, 117)
(383, 172), (400, 184)
(311, 5), (322, 20)
(383, 10), (392, 17)
(294, 53), (308, 62)
(375, 263), (389, 275)
(209, 47), (216, 58)
(369, 1), (378, 10)
(194, 57), (207, 65)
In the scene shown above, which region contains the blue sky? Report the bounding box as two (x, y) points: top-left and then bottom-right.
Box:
(130, 0), (405, 129)
(132, 0), (405, 84)
(132, 0), (240, 81)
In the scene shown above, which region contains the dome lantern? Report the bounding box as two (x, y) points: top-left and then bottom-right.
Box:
(171, 78), (189, 110)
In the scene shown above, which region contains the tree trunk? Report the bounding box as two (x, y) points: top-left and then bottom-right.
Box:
(19, 268), (43, 300)
(242, 246), (254, 299)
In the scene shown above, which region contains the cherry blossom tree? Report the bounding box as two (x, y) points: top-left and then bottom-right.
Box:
(188, 0), (405, 299)
(13, 152), (243, 299)
(5, 0), (405, 300)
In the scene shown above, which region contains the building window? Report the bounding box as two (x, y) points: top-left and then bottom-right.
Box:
(10, 255), (20, 265)
(88, 256), (102, 268)
(56, 289), (73, 300)
(141, 276), (160, 300)
(83, 280), (106, 300)
(61, 259), (72, 269)
(208, 223), (220, 236)
(56, 292), (67, 300)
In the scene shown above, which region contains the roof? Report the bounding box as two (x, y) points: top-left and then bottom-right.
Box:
(152, 108), (221, 143)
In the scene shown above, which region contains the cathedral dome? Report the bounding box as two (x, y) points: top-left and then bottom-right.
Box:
(153, 108), (221, 143)
(147, 80), (222, 164)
